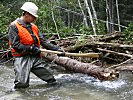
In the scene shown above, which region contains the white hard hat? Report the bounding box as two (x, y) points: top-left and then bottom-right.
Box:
(21, 2), (38, 17)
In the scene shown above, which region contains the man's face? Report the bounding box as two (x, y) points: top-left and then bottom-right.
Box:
(26, 12), (36, 23)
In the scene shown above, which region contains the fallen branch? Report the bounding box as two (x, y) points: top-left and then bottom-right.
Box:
(108, 58), (133, 69)
(97, 48), (133, 58)
(99, 32), (121, 42)
(0, 58), (14, 65)
(40, 49), (100, 58)
(96, 42), (133, 50)
(115, 64), (133, 71)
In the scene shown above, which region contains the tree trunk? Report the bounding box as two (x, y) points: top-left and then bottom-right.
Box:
(115, 0), (121, 32)
(78, 0), (89, 28)
(110, 0), (114, 33)
(106, 0), (110, 33)
(84, 0), (97, 35)
(51, 4), (60, 39)
(89, 0), (98, 25)
(41, 52), (119, 80)
(106, 0), (114, 33)
(68, 11), (70, 27)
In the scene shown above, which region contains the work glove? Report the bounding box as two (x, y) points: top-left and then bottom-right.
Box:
(30, 46), (41, 54)
(57, 48), (66, 56)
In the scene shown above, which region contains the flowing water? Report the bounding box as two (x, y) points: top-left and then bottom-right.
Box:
(0, 63), (133, 100)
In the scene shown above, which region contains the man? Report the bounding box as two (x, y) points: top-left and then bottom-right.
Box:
(8, 2), (64, 89)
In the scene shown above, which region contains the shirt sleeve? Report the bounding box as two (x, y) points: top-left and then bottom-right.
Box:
(38, 32), (60, 51)
(8, 23), (30, 53)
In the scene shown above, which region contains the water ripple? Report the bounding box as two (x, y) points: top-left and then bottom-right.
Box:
(55, 73), (126, 90)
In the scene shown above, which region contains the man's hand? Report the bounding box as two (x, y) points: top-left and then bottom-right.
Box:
(30, 46), (41, 54)
(57, 48), (65, 56)
(57, 52), (66, 56)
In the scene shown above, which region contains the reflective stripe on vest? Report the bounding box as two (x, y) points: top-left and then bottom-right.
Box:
(10, 22), (40, 56)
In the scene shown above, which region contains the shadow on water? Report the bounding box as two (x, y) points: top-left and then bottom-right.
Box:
(0, 64), (133, 100)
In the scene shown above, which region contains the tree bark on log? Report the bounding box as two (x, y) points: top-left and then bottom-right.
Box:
(41, 52), (119, 81)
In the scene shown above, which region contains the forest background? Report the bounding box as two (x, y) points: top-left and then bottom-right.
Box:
(0, 0), (133, 46)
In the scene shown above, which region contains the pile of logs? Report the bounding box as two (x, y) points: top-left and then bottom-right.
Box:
(55, 32), (133, 64)
(43, 31), (133, 80)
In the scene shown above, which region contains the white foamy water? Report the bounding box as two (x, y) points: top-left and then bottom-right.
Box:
(93, 79), (126, 89)
(55, 74), (71, 79)
(55, 73), (126, 89)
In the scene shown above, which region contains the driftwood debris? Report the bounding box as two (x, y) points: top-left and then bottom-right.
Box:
(67, 42), (133, 52)
(46, 32), (133, 73)
(56, 32), (123, 50)
(41, 52), (119, 81)
(99, 32), (121, 42)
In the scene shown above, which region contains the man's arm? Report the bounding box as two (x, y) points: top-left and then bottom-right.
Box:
(38, 32), (60, 51)
(8, 23), (30, 53)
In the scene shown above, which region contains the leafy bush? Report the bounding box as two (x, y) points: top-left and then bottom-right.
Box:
(123, 23), (133, 42)
(0, 4), (10, 33)
(96, 22), (106, 35)
(0, 3), (20, 33)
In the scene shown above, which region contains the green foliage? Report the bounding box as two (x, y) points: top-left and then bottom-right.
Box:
(123, 23), (133, 42)
(77, 34), (86, 42)
(36, 2), (52, 33)
(0, 4), (11, 33)
(96, 22), (106, 35)
(79, 26), (92, 35)
(0, 0), (131, 42)
(0, 3), (19, 33)
(0, 0), (107, 39)
(77, 22), (106, 35)
(59, 26), (76, 37)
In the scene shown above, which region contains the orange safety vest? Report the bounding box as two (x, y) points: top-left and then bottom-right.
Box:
(10, 21), (40, 56)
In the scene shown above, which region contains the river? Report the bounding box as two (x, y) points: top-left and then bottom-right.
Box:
(0, 63), (133, 100)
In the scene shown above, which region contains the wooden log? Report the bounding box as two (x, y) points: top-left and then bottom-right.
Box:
(99, 32), (121, 42)
(40, 49), (100, 58)
(67, 42), (133, 52)
(97, 48), (133, 58)
(41, 52), (119, 81)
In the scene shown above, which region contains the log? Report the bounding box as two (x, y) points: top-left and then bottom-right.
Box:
(41, 52), (119, 81)
(67, 42), (133, 52)
(40, 49), (100, 58)
(97, 48), (133, 58)
(99, 32), (121, 42)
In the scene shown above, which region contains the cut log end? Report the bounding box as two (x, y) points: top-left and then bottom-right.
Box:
(99, 69), (119, 80)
